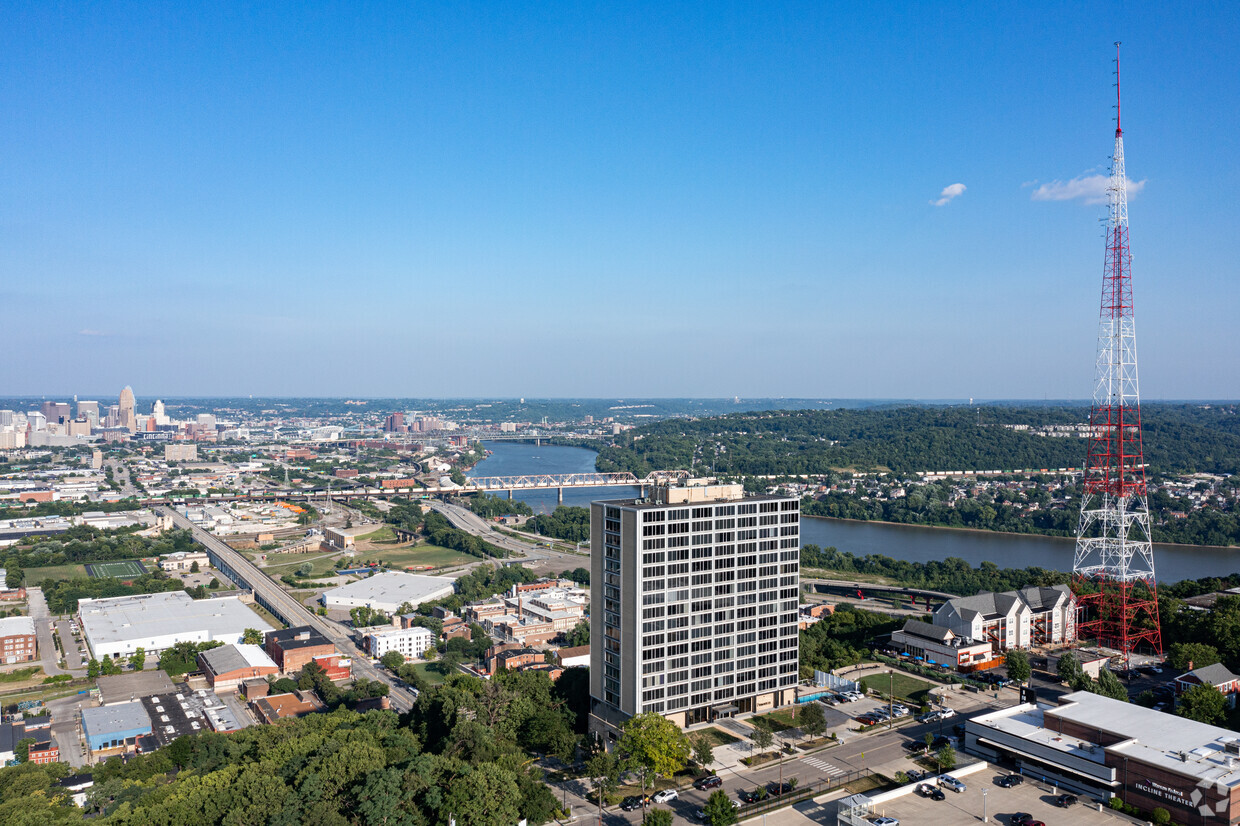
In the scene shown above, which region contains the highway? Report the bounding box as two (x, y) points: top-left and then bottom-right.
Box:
(159, 507), (417, 712)
(428, 500), (588, 571)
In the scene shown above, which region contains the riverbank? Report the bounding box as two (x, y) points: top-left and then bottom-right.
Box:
(804, 513), (1240, 551)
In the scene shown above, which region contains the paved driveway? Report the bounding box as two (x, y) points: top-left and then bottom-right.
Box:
(55, 619), (85, 671)
(26, 587), (66, 676)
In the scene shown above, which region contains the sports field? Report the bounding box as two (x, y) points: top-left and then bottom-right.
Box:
(85, 559), (148, 579)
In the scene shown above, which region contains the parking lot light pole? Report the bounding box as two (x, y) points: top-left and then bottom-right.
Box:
(983, 788), (988, 823)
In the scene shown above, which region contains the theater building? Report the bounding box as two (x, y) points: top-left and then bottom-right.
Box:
(966, 691), (1240, 824)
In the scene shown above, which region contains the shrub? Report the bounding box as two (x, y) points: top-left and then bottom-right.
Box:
(1151, 808), (1170, 825)
(1108, 797), (1124, 810)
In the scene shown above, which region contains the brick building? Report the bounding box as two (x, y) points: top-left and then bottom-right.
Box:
(0, 616), (37, 664)
(265, 626), (336, 674)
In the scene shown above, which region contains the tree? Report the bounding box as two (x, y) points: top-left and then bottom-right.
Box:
(617, 712), (690, 807)
(1056, 652), (1081, 685)
(15, 737), (35, 763)
(6, 567), (23, 588)
(643, 809), (673, 826)
(87, 658), (100, 679)
(935, 744), (957, 771)
(1095, 668), (1129, 702)
(100, 656), (121, 676)
(565, 620), (590, 647)
(1005, 648), (1031, 684)
(381, 650), (406, 671)
(242, 628), (264, 645)
(751, 726), (774, 753)
(128, 647), (145, 671)
(585, 749), (621, 815)
(1167, 642), (1222, 671)
(798, 702), (826, 739)
(691, 734), (715, 769)
(703, 790), (739, 826)
(190, 560), (200, 573)
(297, 562), (313, 577)
(207, 577), (220, 589)
(1178, 684), (1227, 725)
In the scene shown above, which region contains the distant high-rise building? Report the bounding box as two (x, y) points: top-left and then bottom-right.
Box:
(77, 401), (100, 426)
(0, 410), (13, 427)
(118, 386), (137, 432)
(588, 481), (801, 739)
(384, 412), (405, 432)
(40, 401), (71, 425)
(152, 400), (169, 426)
(197, 414), (217, 430)
(105, 405), (121, 428)
(27, 411), (47, 432)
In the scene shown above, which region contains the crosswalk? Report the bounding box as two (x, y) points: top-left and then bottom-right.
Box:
(800, 756), (846, 777)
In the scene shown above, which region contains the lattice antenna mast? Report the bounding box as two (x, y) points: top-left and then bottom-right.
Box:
(1072, 43), (1162, 659)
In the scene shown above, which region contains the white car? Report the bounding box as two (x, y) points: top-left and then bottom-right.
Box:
(653, 790), (679, 804)
(939, 707), (956, 719)
(871, 818), (900, 826)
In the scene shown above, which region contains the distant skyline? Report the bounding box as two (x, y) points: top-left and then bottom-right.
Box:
(3, 3), (1238, 399)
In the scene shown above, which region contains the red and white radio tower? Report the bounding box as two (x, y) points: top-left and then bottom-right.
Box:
(1072, 43), (1162, 661)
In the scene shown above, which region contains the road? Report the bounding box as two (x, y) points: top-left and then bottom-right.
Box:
(26, 587), (67, 676)
(160, 507), (416, 712)
(429, 500), (588, 572)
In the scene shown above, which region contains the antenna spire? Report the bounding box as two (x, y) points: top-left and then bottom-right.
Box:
(1114, 41), (1122, 136)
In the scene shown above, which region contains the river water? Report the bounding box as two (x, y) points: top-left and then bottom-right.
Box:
(469, 441), (1240, 583)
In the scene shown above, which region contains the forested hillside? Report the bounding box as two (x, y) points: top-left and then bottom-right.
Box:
(595, 404), (1240, 477)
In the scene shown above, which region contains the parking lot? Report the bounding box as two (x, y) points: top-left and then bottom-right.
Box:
(870, 770), (1126, 826)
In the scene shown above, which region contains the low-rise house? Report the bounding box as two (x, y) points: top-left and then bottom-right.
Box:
(1176, 663), (1240, 708)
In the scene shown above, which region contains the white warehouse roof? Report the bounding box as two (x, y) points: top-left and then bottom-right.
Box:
(78, 591), (267, 659)
(322, 572), (455, 613)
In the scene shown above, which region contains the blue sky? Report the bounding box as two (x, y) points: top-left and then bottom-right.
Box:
(2, 2), (1237, 399)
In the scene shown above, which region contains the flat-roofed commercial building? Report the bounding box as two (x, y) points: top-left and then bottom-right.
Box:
(321, 572), (455, 614)
(199, 643), (279, 691)
(265, 626), (336, 674)
(966, 691), (1240, 824)
(78, 591), (267, 660)
(589, 481), (800, 739)
(82, 701), (152, 757)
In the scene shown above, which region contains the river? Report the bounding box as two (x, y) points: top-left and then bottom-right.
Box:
(469, 441), (1240, 583)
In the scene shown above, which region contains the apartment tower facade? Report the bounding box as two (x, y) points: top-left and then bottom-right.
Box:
(589, 481), (800, 739)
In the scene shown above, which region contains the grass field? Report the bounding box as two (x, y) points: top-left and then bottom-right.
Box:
(411, 662), (448, 685)
(693, 727), (742, 746)
(357, 526), (396, 543)
(263, 551), (340, 577)
(24, 563), (89, 582)
(751, 708), (800, 732)
(86, 559), (147, 579)
(860, 672), (935, 705)
(357, 543), (475, 570)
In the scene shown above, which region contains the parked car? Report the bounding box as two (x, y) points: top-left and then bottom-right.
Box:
(766, 782), (796, 797)
(915, 783), (945, 800)
(694, 775), (723, 791)
(1056, 793), (1079, 807)
(620, 796), (651, 811)
(904, 740), (929, 753)
(938, 707), (956, 719)
(930, 736), (952, 750)
(938, 776), (967, 793)
(738, 789), (764, 804)
(652, 790), (678, 804)
(996, 775), (1023, 788)
(1009, 815), (1042, 826)
(870, 818), (900, 826)
(905, 769), (926, 782)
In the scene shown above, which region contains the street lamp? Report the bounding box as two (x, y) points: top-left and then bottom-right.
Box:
(983, 788), (988, 823)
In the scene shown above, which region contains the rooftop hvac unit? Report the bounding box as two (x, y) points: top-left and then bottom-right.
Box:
(1225, 741), (1240, 756)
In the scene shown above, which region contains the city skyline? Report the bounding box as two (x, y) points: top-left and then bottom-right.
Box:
(3, 4), (1238, 399)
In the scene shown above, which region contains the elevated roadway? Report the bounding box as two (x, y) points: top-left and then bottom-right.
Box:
(802, 577), (956, 603)
(159, 507), (417, 712)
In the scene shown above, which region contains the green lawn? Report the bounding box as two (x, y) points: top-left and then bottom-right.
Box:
(357, 526), (396, 543)
(411, 662), (447, 685)
(860, 672), (935, 705)
(263, 551), (340, 577)
(692, 727), (741, 746)
(751, 709), (800, 732)
(24, 563), (89, 582)
(357, 543), (475, 570)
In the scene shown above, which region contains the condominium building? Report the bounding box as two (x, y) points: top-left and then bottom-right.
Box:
(589, 481), (801, 739)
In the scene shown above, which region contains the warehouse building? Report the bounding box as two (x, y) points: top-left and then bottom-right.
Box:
(78, 591), (267, 660)
(966, 691), (1240, 824)
(321, 572), (455, 614)
(82, 701), (152, 757)
(199, 643), (280, 691)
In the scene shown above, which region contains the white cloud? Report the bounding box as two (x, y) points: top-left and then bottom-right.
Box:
(1031, 174), (1146, 205)
(78, 329), (110, 337)
(931, 183), (966, 207)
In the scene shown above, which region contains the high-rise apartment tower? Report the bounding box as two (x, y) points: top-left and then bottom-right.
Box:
(589, 480), (800, 739)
